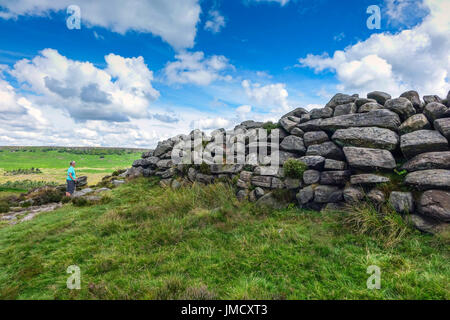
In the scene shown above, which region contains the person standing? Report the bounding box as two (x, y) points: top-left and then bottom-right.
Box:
(66, 161), (77, 197)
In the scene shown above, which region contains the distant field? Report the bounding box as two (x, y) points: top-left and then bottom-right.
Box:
(0, 147), (146, 191)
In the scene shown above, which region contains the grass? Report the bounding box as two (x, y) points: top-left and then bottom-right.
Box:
(0, 146), (142, 187)
(0, 178), (448, 300)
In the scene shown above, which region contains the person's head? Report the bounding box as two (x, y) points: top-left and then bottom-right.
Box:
(70, 161), (76, 167)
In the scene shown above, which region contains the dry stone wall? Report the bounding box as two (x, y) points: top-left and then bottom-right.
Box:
(127, 90), (450, 234)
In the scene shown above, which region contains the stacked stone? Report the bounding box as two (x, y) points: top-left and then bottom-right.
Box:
(127, 90), (450, 234)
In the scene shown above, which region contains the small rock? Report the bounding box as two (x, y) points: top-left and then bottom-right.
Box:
(367, 91), (391, 105)
(384, 97), (416, 121)
(280, 135), (306, 154)
(320, 170), (351, 186)
(303, 131), (329, 147)
(334, 103), (357, 116)
(299, 156), (326, 170)
(343, 187), (364, 204)
(358, 102), (384, 113)
(306, 141), (344, 161)
(314, 185), (343, 203)
(303, 170), (320, 185)
(434, 118), (450, 140)
(251, 176), (272, 188)
(423, 102), (448, 122)
(398, 114), (431, 135)
(323, 159), (347, 171)
(389, 192), (414, 214)
(400, 90), (422, 111)
(296, 186), (314, 205)
(350, 174), (390, 186)
(311, 107), (334, 119)
(367, 189), (385, 207)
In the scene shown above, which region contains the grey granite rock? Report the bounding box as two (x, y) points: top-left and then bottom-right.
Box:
(343, 147), (396, 170)
(400, 130), (448, 158)
(404, 169), (450, 190)
(332, 127), (399, 151)
(402, 151), (450, 171)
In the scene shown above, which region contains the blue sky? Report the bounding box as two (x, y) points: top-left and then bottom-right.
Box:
(0, 0), (448, 147)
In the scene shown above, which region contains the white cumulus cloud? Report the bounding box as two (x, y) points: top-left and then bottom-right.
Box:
(0, 0), (201, 49)
(242, 79), (291, 112)
(204, 10), (226, 34)
(299, 0), (450, 97)
(8, 49), (159, 122)
(164, 51), (232, 86)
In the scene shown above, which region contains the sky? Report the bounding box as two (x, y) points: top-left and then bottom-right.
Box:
(0, 0), (449, 148)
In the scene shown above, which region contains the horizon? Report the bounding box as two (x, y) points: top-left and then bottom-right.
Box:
(0, 0), (449, 148)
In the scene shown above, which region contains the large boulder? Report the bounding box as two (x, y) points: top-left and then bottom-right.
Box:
(332, 127), (399, 151)
(400, 90), (422, 111)
(314, 185), (343, 203)
(343, 147), (396, 170)
(389, 192), (414, 214)
(280, 135), (306, 154)
(384, 97), (416, 121)
(402, 151), (450, 171)
(299, 110), (401, 132)
(434, 118), (450, 140)
(418, 190), (450, 222)
(423, 102), (448, 122)
(398, 114), (430, 135)
(306, 141), (344, 160)
(367, 91), (391, 105)
(400, 130), (448, 159)
(303, 131), (329, 147)
(404, 169), (450, 190)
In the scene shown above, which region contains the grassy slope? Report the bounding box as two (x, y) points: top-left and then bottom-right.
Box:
(0, 147), (141, 186)
(0, 178), (448, 300)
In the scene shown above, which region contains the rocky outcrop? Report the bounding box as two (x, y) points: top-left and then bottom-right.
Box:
(126, 89), (450, 235)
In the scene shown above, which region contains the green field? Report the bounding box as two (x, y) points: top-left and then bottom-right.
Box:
(0, 178), (448, 300)
(0, 147), (144, 192)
